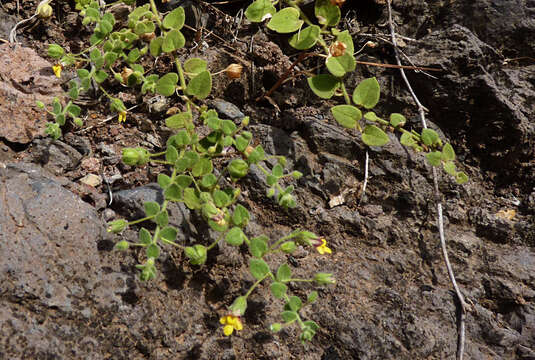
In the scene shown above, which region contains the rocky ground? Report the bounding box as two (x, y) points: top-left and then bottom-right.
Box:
(0, 0), (534, 359)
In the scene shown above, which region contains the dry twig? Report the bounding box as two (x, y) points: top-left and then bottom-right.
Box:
(386, 1), (468, 359)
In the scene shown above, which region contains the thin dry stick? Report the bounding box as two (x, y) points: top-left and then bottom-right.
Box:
(359, 150), (369, 205)
(386, 1), (467, 359)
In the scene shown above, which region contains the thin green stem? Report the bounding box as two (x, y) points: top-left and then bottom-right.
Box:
(286, 278), (314, 283)
(244, 273), (271, 298)
(161, 238), (186, 249)
(340, 82), (351, 105)
(148, 0), (162, 28)
(207, 231), (226, 251)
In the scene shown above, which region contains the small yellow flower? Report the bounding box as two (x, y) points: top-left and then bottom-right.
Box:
(118, 111), (127, 123)
(219, 315), (243, 336)
(52, 64), (62, 78)
(315, 238), (332, 255)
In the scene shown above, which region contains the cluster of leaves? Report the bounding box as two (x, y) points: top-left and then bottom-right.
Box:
(245, 0), (468, 183)
(44, 0), (335, 343)
(37, 96), (81, 139)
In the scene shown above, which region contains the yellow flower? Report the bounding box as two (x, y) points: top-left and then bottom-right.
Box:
(315, 238), (332, 255)
(219, 315), (243, 336)
(118, 111), (127, 123)
(52, 64), (62, 78)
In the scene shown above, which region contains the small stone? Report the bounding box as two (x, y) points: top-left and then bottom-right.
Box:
(97, 143), (116, 157)
(80, 174), (102, 187)
(212, 99), (245, 120)
(81, 157), (101, 173)
(103, 208), (116, 221)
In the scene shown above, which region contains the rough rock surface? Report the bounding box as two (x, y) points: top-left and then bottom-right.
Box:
(0, 44), (63, 143)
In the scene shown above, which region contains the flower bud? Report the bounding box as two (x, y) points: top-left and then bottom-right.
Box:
(185, 245), (207, 265)
(37, 3), (53, 19)
(229, 296), (247, 316)
(122, 148), (140, 166)
(280, 241), (296, 253)
(330, 0), (345, 7)
(314, 272), (335, 285)
(121, 67), (134, 84)
(139, 32), (156, 42)
(270, 323), (282, 332)
(241, 116), (250, 126)
(107, 219), (128, 233)
(114, 240), (130, 250)
(225, 63), (243, 79)
(244, 145), (254, 157)
(329, 41), (347, 57)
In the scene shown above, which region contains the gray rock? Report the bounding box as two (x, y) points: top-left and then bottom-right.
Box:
(31, 139), (83, 174)
(212, 99), (245, 120)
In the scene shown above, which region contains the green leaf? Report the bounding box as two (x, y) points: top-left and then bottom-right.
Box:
(226, 227), (246, 246)
(149, 36), (164, 57)
(331, 105), (362, 129)
(315, 0), (341, 26)
(155, 210), (169, 227)
(192, 158), (212, 177)
(276, 264), (291, 282)
(93, 70), (108, 83)
(66, 104), (81, 117)
(162, 6), (185, 30)
(200, 173), (218, 189)
(160, 226), (178, 242)
(164, 184), (182, 201)
(289, 25), (320, 50)
(307, 74), (340, 99)
(155, 72), (178, 96)
(442, 143), (456, 161)
(334, 29), (354, 55)
(127, 48), (140, 63)
(455, 172), (468, 184)
(426, 151), (442, 166)
(270, 282), (287, 299)
(288, 296), (302, 311)
(353, 77), (381, 109)
(48, 44), (64, 58)
(221, 120), (237, 136)
(146, 244), (160, 259)
(162, 29), (185, 52)
(232, 205), (250, 227)
(183, 58), (207, 75)
(185, 244), (207, 265)
(272, 163), (283, 177)
(443, 161), (456, 175)
(213, 190), (230, 208)
(183, 188), (201, 209)
(307, 291), (318, 303)
(400, 132), (417, 147)
(245, 0), (276, 22)
(421, 128), (440, 146)
(228, 159), (248, 180)
(249, 258), (270, 280)
(267, 8), (303, 34)
(77, 69), (90, 79)
(246, 145), (265, 164)
(326, 52), (356, 77)
(281, 311), (298, 324)
(166, 112), (191, 129)
(389, 113), (406, 127)
(250, 235), (269, 258)
(185, 71), (212, 99)
(144, 201), (160, 217)
(166, 145), (179, 163)
(362, 125), (389, 146)
(139, 227), (152, 245)
(157, 173), (172, 189)
(175, 175), (193, 189)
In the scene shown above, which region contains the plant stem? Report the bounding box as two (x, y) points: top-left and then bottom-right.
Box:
(244, 273), (271, 298)
(148, 0), (162, 28)
(207, 231), (226, 251)
(340, 82), (351, 105)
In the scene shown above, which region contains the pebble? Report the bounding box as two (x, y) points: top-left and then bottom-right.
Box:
(80, 174), (102, 187)
(212, 99), (244, 120)
(80, 157), (101, 173)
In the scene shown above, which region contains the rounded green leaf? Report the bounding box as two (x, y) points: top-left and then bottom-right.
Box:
(389, 113), (406, 127)
(146, 244), (160, 258)
(331, 105), (362, 129)
(162, 6), (185, 30)
(421, 128), (440, 146)
(149, 36), (164, 57)
(183, 58), (207, 75)
(48, 44), (64, 59)
(249, 258), (270, 280)
(362, 125), (390, 147)
(232, 205), (250, 227)
(183, 188), (201, 209)
(353, 77), (381, 109)
(164, 183), (182, 201)
(185, 71), (212, 99)
(192, 157), (212, 178)
(456, 172), (468, 184)
(307, 74), (340, 99)
(276, 263), (291, 282)
(315, 0), (341, 26)
(226, 227), (246, 246)
(334, 29), (354, 55)
(326, 52), (356, 77)
(155, 210), (169, 227)
(289, 25), (320, 50)
(160, 226), (178, 242)
(139, 227), (152, 245)
(270, 282), (288, 299)
(426, 151), (442, 166)
(267, 8), (303, 34)
(158, 173), (172, 189)
(249, 236), (268, 258)
(144, 201), (160, 217)
(162, 29), (185, 52)
(443, 161), (456, 175)
(213, 189), (230, 208)
(400, 132), (417, 147)
(288, 296), (302, 311)
(166, 112), (191, 129)
(155, 72), (178, 96)
(228, 159), (248, 179)
(245, 0), (276, 22)
(442, 143), (456, 161)
(281, 311), (298, 324)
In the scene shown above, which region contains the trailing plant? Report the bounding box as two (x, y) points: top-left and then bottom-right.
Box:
(245, 0), (468, 183)
(43, 0), (335, 343)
